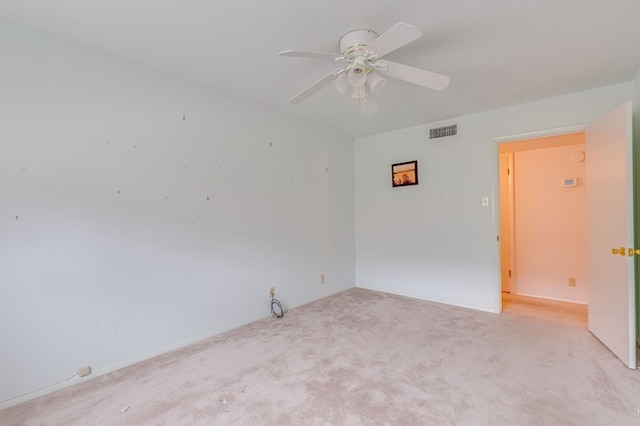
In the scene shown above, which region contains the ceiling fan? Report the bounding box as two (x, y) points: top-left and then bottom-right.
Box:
(279, 22), (450, 115)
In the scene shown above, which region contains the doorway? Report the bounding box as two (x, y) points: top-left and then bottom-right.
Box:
(495, 103), (636, 368)
(498, 132), (588, 310)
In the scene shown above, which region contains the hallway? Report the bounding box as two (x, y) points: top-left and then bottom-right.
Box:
(502, 293), (588, 328)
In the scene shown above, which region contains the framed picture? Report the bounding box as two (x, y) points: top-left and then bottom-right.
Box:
(392, 161), (418, 187)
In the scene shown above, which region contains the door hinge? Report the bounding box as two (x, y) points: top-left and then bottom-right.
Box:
(509, 270), (512, 277)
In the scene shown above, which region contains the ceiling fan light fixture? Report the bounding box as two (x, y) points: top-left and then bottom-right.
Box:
(352, 85), (368, 101)
(366, 71), (386, 93)
(334, 73), (349, 95)
(348, 68), (367, 87)
(280, 22), (450, 115)
(373, 59), (389, 72)
(347, 57), (368, 87)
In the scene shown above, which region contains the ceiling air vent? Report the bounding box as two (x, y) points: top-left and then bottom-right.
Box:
(429, 124), (457, 139)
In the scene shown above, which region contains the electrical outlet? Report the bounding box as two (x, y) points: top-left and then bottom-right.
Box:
(269, 287), (275, 298)
(78, 365), (92, 377)
(320, 274), (325, 284)
(568, 277), (576, 287)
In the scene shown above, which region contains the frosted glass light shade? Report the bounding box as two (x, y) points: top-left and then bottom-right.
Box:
(347, 56), (368, 87)
(366, 71), (386, 93)
(334, 74), (349, 95)
(348, 67), (367, 87)
(352, 85), (368, 100)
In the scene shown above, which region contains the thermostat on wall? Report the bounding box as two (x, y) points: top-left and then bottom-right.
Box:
(562, 177), (577, 187)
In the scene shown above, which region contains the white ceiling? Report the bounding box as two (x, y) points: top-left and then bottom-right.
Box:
(2, 0), (639, 138)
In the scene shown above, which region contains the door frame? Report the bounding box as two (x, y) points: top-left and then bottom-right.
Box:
(499, 152), (515, 293)
(492, 124), (588, 312)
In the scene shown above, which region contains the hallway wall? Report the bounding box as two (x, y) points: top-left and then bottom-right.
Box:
(512, 143), (587, 303)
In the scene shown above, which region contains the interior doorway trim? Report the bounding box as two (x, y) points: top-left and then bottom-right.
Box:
(491, 123), (588, 313)
(494, 124), (587, 144)
(499, 152), (515, 294)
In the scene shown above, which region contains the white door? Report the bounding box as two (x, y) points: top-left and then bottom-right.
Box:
(586, 101), (636, 369)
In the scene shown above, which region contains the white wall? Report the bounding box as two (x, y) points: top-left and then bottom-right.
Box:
(513, 144), (587, 303)
(0, 24), (355, 406)
(355, 82), (635, 312)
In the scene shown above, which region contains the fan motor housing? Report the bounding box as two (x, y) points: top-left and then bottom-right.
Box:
(339, 29), (379, 57)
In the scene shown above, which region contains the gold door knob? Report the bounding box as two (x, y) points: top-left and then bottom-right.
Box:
(612, 247), (626, 256)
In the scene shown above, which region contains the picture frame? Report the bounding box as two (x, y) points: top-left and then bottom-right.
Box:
(392, 160), (418, 187)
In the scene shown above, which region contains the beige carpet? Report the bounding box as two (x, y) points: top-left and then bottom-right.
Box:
(1, 288), (639, 425)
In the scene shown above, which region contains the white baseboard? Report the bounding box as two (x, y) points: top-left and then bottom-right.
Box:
(0, 326), (248, 411)
(355, 284), (500, 314)
(512, 292), (587, 305)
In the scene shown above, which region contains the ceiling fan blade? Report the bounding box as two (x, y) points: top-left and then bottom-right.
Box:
(366, 22), (422, 58)
(279, 50), (341, 60)
(288, 68), (344, 104)
(384, 60), (450, 91)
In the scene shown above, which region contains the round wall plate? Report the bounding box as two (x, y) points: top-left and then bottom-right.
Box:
(570, 151), (585, 162)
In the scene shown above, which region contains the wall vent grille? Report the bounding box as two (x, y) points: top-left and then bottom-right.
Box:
(429, 124), (458, 139)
